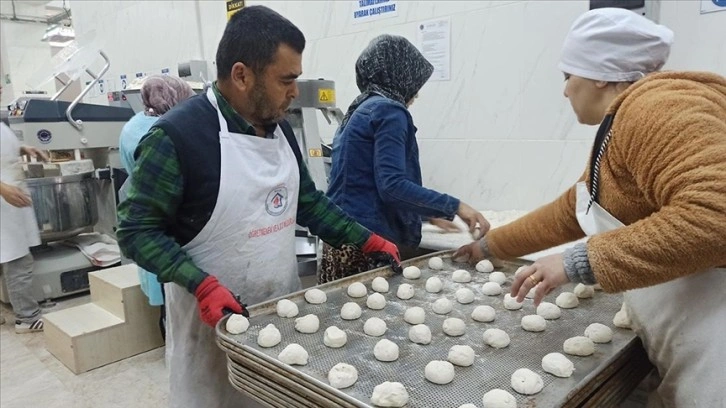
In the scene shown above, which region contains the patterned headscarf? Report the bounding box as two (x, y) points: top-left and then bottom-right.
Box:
(141, 75), (195, 116)
(342, 35), (434, 126)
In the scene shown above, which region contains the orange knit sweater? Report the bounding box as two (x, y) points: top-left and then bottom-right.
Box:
(487, 71), (726, 292)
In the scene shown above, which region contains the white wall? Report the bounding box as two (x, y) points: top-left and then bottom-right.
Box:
(660, 1), (726, 74)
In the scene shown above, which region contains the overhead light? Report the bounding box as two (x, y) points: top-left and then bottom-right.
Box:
(42, 25), (75, 43)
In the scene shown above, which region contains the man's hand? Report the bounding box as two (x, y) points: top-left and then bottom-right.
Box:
(20, 145), (49, 162)
(457, 202), (490, 239)
(510, 253), (570, 306)
(194, 276), (246, 327)
(0, 182), (32, 208)
(361, 233), (402, 273)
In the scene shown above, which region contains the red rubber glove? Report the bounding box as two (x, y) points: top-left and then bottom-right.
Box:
(194, 276), (246, 327)
(361, 233), (402, 273)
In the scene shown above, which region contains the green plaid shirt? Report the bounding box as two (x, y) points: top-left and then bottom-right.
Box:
(117, 83), (370, 293)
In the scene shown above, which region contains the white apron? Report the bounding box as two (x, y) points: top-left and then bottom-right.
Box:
(575, 181), (726, 408)
(0, 122), (40, 263)
(165, 89), (301, 408)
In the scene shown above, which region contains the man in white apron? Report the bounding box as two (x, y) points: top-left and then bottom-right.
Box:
(117, 7), (401, 408)
(455, 8), (726, 407)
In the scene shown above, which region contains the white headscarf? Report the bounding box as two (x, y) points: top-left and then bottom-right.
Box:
(558, 8), (674, 82)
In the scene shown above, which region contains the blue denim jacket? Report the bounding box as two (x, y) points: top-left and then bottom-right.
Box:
(327, 95), (460, 247)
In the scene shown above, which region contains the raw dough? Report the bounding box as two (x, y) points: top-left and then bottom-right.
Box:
(563, 336), (595, 356)
(428, 257), (444, 270)
(347, 282), (367, 298)
(514, 265), (528, 277)
(225, 314), (249, 334)
(443, 317), (466, 336)
(489, 271), (506, 284)
(425, 277), (444, 293)
(371, 382), (409, 407)
(425, 360), (455, 385)
(433, 298), (453, 315)
(481, 389), (517, 408)
(366, 293), (387, 310)
(456, 288), (475, 304)
(324, 326), (347, 348)
(340, 302), (362, 320)
(574, 283), (595, 299)
(304, 288), (327, 304)
(396, 283), (415, 300)
(510, 368), (544, 395)
(448, 345), (476, 367)
(483, 328), (510, 348)
(328, 363), (358, 389)
(482, 282), (502, 296)
(364, 317), (388, 337)
(294, 314), (320, 334)
(613, 303), (632, 329)
(452, 269), (472, 283)
(503, 293), (523, 310)
(471, 305), (496, 322)
(372, 276), (390, 293)
(476, 259), (494, 273)
(521, 315), (547, 332)
(257, 324), (281, 348)
(458, 405), (477, 408)
(536, 302), (561, 320)
(408, 324), (432, 345)
(403, 265), (422, 279)
(525, 287), (536, 299)
(541, 352), (575, 378)
(584, 323), (613, 343)
(276, 299), (299, 318)
(278, 343), (308, 365)
(555, 292), (579, 309)
(404, 306), (426, 324)
(374, 338), (400, 362)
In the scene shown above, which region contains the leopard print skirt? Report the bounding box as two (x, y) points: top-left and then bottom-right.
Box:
(318, 243), (378, 284)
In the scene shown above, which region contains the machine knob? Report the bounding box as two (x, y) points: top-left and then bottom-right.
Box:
(80, 137), (88, 145)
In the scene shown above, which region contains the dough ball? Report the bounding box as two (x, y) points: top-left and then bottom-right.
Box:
(541, 352), (575, 378)
(458, 405), (477, 408)
(481, 389), (517, 408)
(428, 256), (444, 270)
(371, 276), (390, 293)
(225, 314), (249, 334)
(613, 303), (632, 329)
(324, 326), (347, 348)
(328, 363), (358, 389)
(366, 292), (387, 310)
(257, 324), (281, 348)
(403, 265), (422, 279)
(340, 302), (362, 320)
(482, 282), (502, 296)
(555, 292), (579, 309)
(525, 286), (536, 299)
(425, 277), (444, 293)
(425, 360), (455, 385)
(483, 328), (510, 348)
(433, 298), (453, 315)
(408, 324), (432, 345)
(503, 293), (523, 310)
(364, 317), (388, 337)
(404, 306), (426, 324)
(574, 283), (595, 299)
(371, 382), (409, 407)
(347, 282), (367, 298)
(456, 288), (475, 304)
(489, 271), (506, 284)
(304, 288), (327, 304)
(471, 305), (496, 322)
(476, 259), (494, 273)
(294, 314), (320, 334)
(278, 343), (308, 366)
(514, 265), (528, 277)
(521, 315), (547, 332)
(448, 345), (475, 367)
(452, 269), (472, 283)
(396, 283), (415, 300)
(276, 299), (299, 318)
(443, 317), (466, 336)
(374, 338), (399, 362)
(536, 302), (561, 320)
(584, 323), (613, 343)
(510, 368), (544, 395)
(563, 336), (595, 356)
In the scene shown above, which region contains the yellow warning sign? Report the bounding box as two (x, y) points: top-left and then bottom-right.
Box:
(226, 0), (244, 21)
(318, 89), (335, 103)
(308, 148), (323, 158)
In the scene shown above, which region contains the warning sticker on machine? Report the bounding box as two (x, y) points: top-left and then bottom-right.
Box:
(308, 148), (323, 158)
(318, 89), (335, 103)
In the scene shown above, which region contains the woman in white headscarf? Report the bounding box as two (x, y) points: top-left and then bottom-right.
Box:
(455, 8), (726, 407)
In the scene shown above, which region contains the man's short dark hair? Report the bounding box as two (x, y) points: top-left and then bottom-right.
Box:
(216, 6), (306, 79)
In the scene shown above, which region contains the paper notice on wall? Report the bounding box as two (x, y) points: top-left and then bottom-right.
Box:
(351, 0), (398, 24)
(417, 17), (451, 81)
(701, 0), (726, 13)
